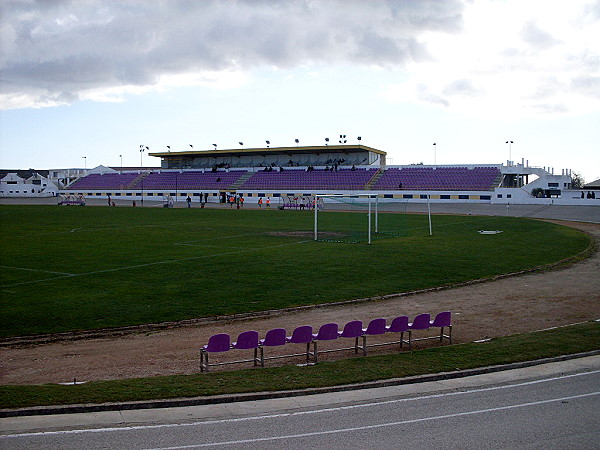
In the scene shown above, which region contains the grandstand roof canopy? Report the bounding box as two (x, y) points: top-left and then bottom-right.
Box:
(149, 144), (385, 159)
(149, 144), (386, 169)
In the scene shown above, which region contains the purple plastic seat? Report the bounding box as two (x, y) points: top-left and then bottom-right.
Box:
(200, 333), (230, 372)
(232, 330), (261, 367)
(408, 313), (432, 348)
(409, 313), (431, 330)
(311, 323), (339, 363)
(258, 328), (287, 367)
(286, 325), (314, 364)
(360, 318), (387, 355)
(385, 315), (412, 349)
(430, 311), (452, 344)
(232, 330), (260, 349)
(337, 320), (363, 354)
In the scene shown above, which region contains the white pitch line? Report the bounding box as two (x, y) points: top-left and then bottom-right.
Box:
(0, 265), (75, 276)
(174, 244), (260, 250)
(0, 240), (312, 288)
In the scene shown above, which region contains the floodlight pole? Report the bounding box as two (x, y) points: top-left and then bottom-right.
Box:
(376, 195), (379, 233)
(427, 194), (433, 236)
(368, 196), (372, 245)
(314, 195), (319, 241)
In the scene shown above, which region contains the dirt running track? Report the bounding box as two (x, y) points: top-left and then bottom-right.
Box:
(1, 220), (599, 385)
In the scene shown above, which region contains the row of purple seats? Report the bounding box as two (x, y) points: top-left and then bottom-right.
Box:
(68, 172), (140, 190)
(200, 312), (452, 372)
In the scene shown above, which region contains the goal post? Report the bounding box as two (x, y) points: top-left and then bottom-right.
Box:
(314, 194), (407, 244)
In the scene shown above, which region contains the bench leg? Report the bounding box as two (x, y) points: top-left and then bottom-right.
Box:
(200, 351), (209, 373)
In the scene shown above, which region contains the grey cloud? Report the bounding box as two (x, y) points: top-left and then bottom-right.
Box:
(442, 79), (481, 96)
(571, 75), (600, 98)
(583, 0), (600, 20)
(529, 103), (569, 114)
(520, 21), (560, 50)
(417, 84), (450, 107)
(0, 0), (465, 108)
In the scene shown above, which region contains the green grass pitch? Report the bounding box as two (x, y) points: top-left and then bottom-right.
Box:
(0, 205), (591, 338)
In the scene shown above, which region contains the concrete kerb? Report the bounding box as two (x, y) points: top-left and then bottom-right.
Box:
(2, 350), (599, 418)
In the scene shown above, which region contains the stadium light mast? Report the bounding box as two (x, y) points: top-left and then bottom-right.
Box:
(295, 139), (299, 147)
(119, 154), (122, 170)
(339, 134), (347, 144)
(82, 156), (86, 171)
(239, 142), (244, 148)
(506, 140), (514, 165)
(433, 143), (437, 166)
(357, 136), (362, 145)
(266, 140), (270, 148)
(325, 138), (329, 146)
(139, 145), (147, 167)
(212, 144), (217, 150)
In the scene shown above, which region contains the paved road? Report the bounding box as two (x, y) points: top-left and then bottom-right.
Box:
(2, 356), (599, 449)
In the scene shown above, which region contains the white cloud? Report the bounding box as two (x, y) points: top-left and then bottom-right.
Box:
(381, 0), (600, 118)
(0, 0), (464, 110)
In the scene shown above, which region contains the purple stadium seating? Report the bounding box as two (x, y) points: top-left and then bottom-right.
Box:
(69, 166), (500, 192)
(373, 166), (501, 191)
(68, 172), (140, 190)
(240, 168), (378, 190)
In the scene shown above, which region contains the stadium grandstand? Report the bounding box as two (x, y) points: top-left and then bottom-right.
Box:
(16, 144), (598, 206)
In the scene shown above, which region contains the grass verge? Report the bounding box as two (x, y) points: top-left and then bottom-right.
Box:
(1, 321), (598, 410)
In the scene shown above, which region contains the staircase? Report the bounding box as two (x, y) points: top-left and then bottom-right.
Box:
(364, 169), (384, 190)
(229, 171), (254, 191)
(128, 171), (150, 189)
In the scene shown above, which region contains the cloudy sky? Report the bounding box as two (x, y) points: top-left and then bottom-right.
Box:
(1, 0), (599, 183)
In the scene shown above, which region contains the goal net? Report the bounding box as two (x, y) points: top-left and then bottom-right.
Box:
(314, 194), (407, 244)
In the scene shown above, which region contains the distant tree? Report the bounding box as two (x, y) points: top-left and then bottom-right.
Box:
(571, 172), (585, 189)
(531, 187), (543, 198)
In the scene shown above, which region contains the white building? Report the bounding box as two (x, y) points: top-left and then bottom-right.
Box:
(0, 172), (59, 197)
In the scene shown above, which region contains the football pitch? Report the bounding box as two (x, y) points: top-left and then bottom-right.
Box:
(0, 205), (591, 338)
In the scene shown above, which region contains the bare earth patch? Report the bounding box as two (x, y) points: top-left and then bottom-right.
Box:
(1, 221), (599, 385)
(268, 231), (345, 238)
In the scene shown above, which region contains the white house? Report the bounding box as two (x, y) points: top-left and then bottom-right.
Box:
(0, 172), (59, 197)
